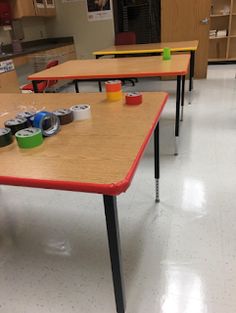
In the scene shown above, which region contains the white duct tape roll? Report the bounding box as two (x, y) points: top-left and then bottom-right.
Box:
(70, 104), (91, 121)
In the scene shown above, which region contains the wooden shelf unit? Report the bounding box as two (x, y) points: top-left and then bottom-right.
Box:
(209, 0), (236, 61)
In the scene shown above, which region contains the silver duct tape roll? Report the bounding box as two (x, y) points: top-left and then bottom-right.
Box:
(70, 104), (91, 121)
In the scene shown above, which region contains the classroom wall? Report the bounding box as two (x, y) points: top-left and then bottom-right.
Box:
(44, 0), (115, 59)
(0, 17), (48, 45)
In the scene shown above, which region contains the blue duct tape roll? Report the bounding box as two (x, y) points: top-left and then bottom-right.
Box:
(33, 111), (60, 137)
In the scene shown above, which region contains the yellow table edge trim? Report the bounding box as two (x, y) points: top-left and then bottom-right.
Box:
(93, 47), (198, 55)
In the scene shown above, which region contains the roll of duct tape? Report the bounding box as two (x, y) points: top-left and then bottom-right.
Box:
(0, 128), (13, 148)
(53, 109), (74, 125)
(33, 111), (60, 137)
(125, 92), (143, 105)
(107, 90), (122, 102)
(105, 80), (122, 92)
(16, 111), (36, 126)
(4, 117), (28, 135)
(15, 128), (43, 149)
(70, 104), (91, 121)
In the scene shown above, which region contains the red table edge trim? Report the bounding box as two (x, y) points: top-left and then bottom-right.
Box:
(0, 93), (168, 196)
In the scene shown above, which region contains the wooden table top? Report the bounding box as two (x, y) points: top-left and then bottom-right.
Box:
(28, 54), (190, 81)
(0, 92), (168, 195)
(93, 40), (199, 56)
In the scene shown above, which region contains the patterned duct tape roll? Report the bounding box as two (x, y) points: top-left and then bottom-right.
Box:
(15, 128), (43, 149)
(0, 128), (13, 148)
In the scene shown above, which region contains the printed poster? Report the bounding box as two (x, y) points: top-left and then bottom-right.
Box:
(87, 0), (112, 21)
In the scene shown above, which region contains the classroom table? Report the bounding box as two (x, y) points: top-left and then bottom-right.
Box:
(0, 92), (168, 313)
(93, 40), (199, 93)
(28, 54), (190, 155)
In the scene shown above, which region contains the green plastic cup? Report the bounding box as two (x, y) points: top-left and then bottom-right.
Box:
(163, 47), (171, 60)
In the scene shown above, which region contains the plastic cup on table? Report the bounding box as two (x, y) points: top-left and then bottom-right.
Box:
(163, 47), (171, 60)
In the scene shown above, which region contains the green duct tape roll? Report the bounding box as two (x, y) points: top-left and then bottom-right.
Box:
(15, 128), (43, 149)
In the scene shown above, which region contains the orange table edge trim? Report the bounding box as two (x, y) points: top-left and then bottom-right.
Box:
(28, 70), (189, 81)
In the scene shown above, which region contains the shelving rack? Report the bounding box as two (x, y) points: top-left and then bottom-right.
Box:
(209, 0), (236, 61)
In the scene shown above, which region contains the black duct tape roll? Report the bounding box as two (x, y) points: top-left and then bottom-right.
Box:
(53, 109), (74, 125)
(0, 128), (13, 148)
(4, 118), (28, 135)
(16, 111), (36, 126)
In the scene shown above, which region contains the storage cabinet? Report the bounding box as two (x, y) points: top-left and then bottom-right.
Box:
(11, 0), (36, 18)
(209, 0), (236, 61)
(44, 0), (56, 16)
(34, 0), (46, 16)
(0, 70), (20, 93)
(10, 0), (56, 18)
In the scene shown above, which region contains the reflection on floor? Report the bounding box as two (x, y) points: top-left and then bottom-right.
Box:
(1, 64), (236, 312)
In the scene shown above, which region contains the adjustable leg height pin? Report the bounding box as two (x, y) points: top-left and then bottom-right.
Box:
(155, 179), (160, 203)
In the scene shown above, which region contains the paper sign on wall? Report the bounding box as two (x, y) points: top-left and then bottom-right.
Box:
(87, 0), (112, 21)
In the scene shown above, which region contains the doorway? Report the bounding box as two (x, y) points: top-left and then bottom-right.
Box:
(113, 0), (161, 44)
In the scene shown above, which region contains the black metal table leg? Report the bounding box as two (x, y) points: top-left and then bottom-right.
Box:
(154, 123), (160, 203)
(74, 80), (79, 93)
(103, 195), (126, 313)
(189, 51), (195, 92)
(175, 75), (182, 156)
(98, 81), (102, 92)
(180, 75), (186, 122)
(189, 51), (195, 104)
(32, 80), (39, 93)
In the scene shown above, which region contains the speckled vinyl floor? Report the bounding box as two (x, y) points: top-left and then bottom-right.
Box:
(1, 64), (236, 312)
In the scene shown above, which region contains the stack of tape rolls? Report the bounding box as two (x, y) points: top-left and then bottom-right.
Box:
(53, 109), (74, 125)
(0, 128), (13, 148)
(33, 111), (60, 137)
(125, 92), (143, 105)
(105, 80), (122, 101)
(16, 111), (36, 126)
(4, 118), (28, 135)
(70, 105), (91, 121)
(15, 128), (43, 149)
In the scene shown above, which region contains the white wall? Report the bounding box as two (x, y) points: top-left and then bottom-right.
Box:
(45, 0), (115, 59)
